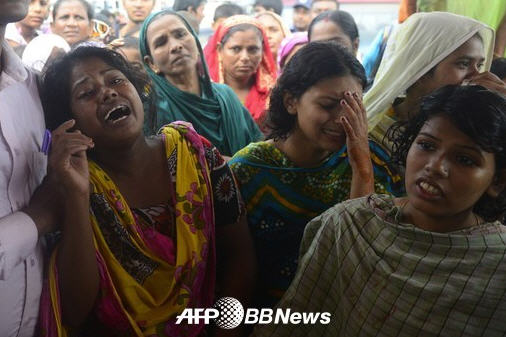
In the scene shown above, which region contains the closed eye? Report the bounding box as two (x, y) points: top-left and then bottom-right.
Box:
(78, 89), (96, 99)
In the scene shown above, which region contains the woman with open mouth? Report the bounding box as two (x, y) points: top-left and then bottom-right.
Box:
(252, 85), (506, 337)
(39, 46), (255, 337)
(229, 42), (403, 309)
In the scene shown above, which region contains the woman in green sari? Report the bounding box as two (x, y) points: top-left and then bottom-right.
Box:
(139, 10), (262, 157)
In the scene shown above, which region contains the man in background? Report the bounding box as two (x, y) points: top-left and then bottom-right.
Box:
(119, 0), (155, 38)
(173, 0), (207, 25)
(311, 0), (338, 18)
(292, 0), (311, 32)
(212, 2), (244, 30)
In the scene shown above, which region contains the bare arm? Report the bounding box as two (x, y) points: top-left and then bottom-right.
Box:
(49, 120), (99, 327)
(214, 214), (257, 337)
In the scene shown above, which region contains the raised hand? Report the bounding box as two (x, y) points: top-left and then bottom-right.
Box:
(339, 91), (374, 198)
(466, 71), (506, 95)
(48, 119), (94, 197)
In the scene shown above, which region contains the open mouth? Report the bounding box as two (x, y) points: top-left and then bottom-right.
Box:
(416, 179), (443, 197)
(104, 105), (131, 124)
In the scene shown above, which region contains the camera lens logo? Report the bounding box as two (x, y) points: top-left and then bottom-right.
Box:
(214, 297), (244, 329)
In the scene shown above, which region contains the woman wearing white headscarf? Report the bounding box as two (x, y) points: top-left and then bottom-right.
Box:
(364, 12), (504, 151)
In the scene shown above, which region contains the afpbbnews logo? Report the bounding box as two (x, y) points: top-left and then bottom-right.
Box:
(176, 297), (331, 329)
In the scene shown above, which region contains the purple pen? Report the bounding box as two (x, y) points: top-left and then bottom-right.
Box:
(41, 129), (51, 155)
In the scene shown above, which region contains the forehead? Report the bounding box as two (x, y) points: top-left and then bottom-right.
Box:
(445, 35), (485, 60)
(257, 14), (280, 28)
(70, 57), (117, 82)
(312, 20), (345, 38)
(56, 0), (87, 15)
(419, 115), (478, 147)
(312, 0), (337, 10)
(225, 29), (262, 45)
(307, 75), (362, 96)
(147, 14), (188, 38)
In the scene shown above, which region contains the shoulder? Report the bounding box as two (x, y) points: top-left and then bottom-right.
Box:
(229, 141), (276, 166)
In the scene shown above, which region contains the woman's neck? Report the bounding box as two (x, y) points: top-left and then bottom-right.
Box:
(92, 136), (159, 179)
(224, 72), (254, 92)
(396, 198), (479, 233)
(273, 131), (336, 168)
(165, 67), (201, 96)
(16, 22), (36, 43)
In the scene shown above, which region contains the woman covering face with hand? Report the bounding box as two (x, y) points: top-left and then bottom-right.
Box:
(140, 10), (262, 156)
(229, 42), (403, 308)
(364, 12), (506, 153)
(39, 46), (255, 337)
(252, 85), (506, 337)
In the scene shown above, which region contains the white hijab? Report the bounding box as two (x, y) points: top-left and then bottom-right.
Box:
(364, 12), (494, 131)
(22, 34), (71, 73)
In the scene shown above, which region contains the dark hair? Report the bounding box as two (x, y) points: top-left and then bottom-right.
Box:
(266, 41), (366, 139)
(52, 0), (94, 21)
(41, 46), (152, 131)
(491, 57), (506, 80)
(388, 85), (506, 221)
(253, 0), (283, 15)
(173, 0), (206, 12)
(214, 3), (244, 21)
(220, 23), (263, 45)
(308, 10), (358, 42)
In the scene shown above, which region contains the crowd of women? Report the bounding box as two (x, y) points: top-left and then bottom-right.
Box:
(4, 0), (506, 336)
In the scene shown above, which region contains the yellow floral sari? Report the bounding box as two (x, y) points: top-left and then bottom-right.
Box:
(41, 123), (216, 337)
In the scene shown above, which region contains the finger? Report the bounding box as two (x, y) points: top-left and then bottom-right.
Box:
(50, 139), (94, 159)
(343, 91), (361, 117)
(52, 132), (93, 146)
(52, 119), (76, 136)
(351, 92), (367, 127)
(340, 99), (360, 133)
(340, 116), (356, 140)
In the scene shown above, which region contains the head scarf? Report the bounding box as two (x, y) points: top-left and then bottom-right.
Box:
(22, 34), (71, 72)
(365, 12), (494, 131)
(255, 11), (291, 55)
(139, 10), (262, 156)
(203, 15), (277, 124)
(277, 31), (307, 73)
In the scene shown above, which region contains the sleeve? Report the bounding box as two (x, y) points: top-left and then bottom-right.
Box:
(201, 136), (245, 226)
(251, 206), (343, 337)
(0, 211), (39, 280)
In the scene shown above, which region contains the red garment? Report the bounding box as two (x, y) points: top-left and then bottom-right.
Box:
(204, 15), (277, 124)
